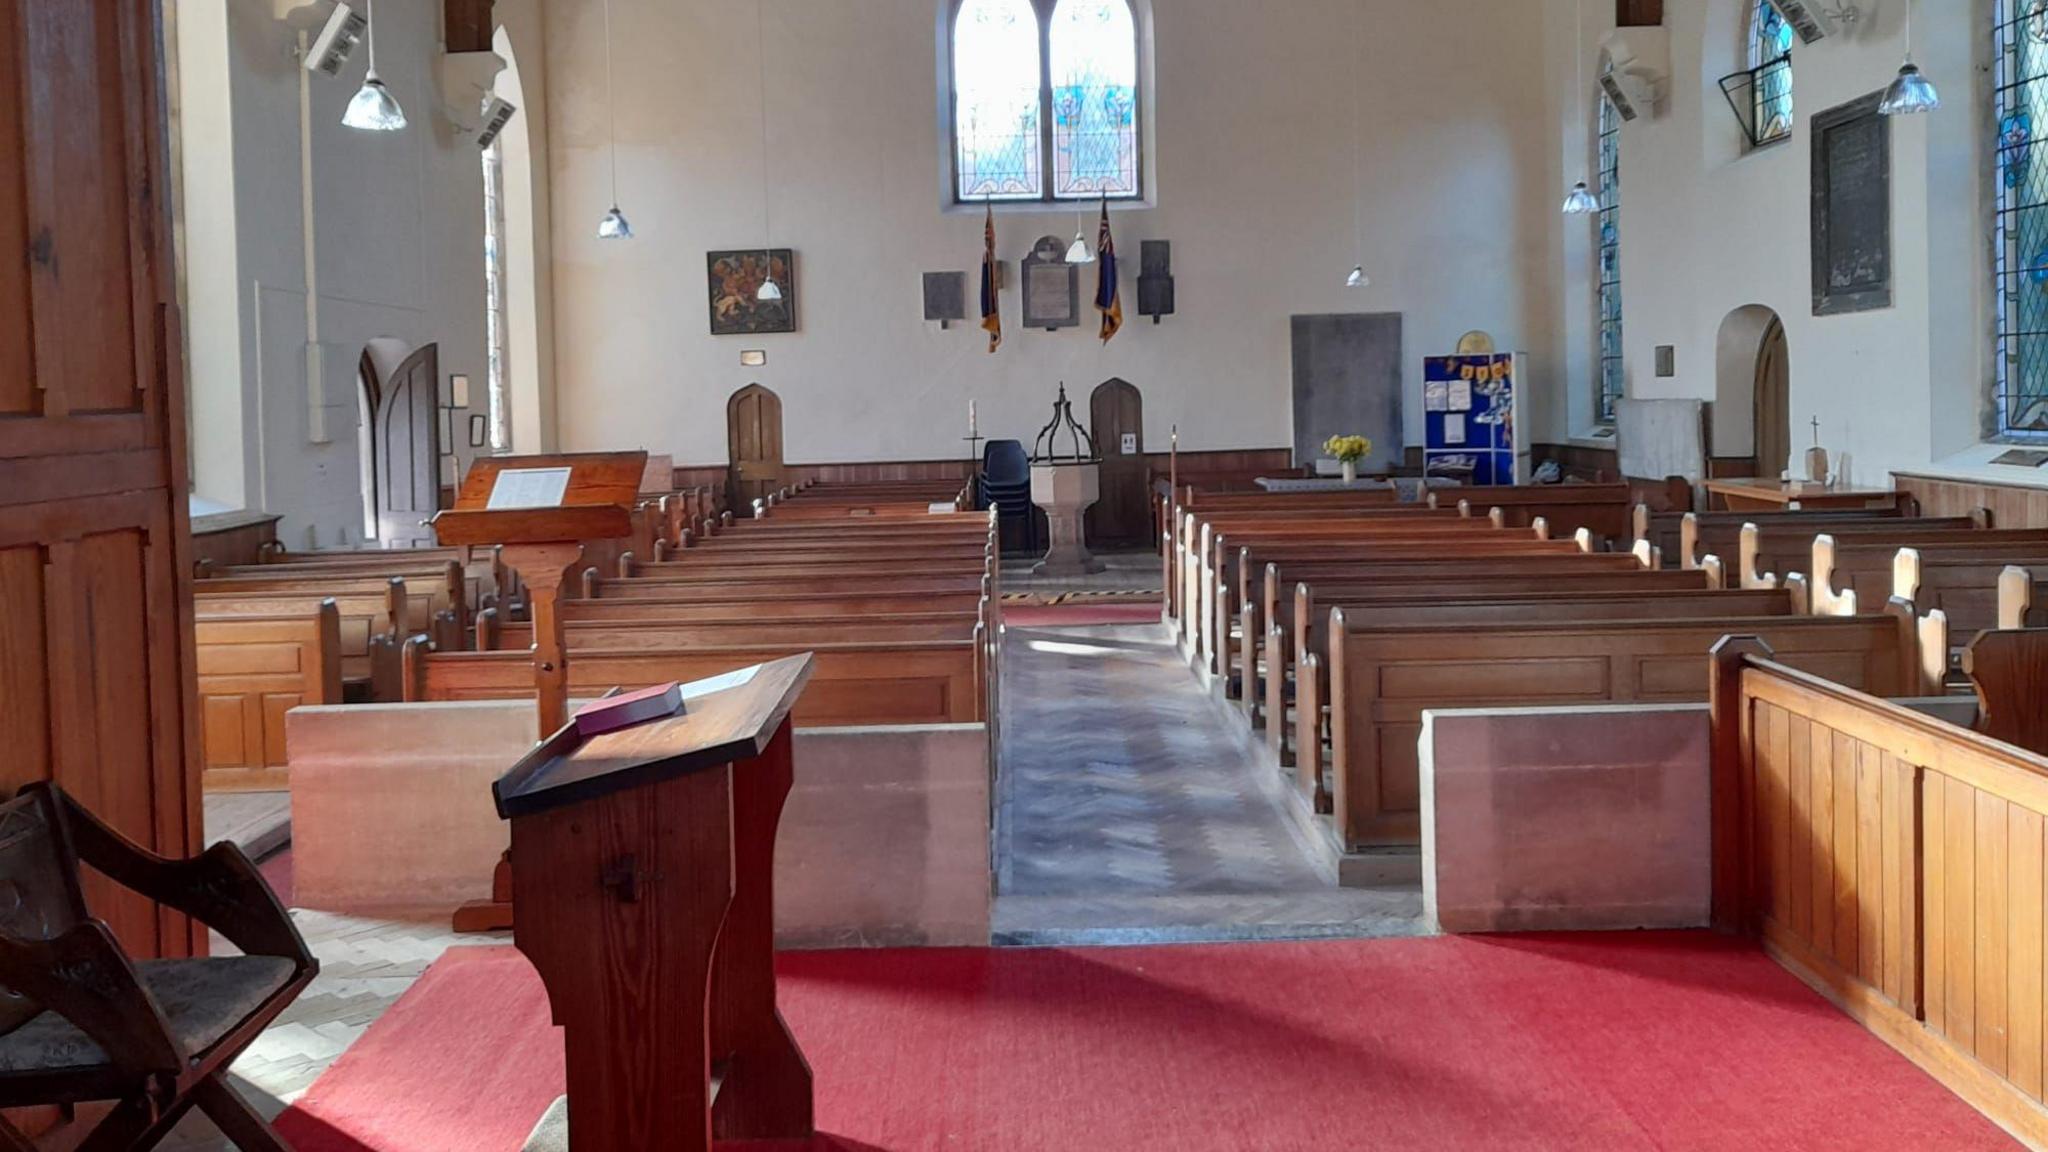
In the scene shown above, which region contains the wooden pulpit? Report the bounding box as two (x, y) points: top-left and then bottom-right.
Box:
(433, 452), (645, 933)
(497, 654), (817, 1151)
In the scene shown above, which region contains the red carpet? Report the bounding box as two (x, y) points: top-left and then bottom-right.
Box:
(1002, 602), (1162, 627)
(273, 933), (2016, 1151)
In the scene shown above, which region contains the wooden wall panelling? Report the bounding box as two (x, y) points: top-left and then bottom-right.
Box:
(0, 1), (201, 958)
(444, 0), (497, 54)
(1894, 472), (2048, 530)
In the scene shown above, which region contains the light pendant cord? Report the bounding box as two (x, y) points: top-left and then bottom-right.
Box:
(366, 0), (378, 78)
(758, 0), (772, 268)
(605, 0), (619, 207)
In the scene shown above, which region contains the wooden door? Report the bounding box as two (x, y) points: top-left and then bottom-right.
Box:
(1085, 378), (1147, 548)
(1753, 317), (1790, 480)
(727, 384), (784, 508)
(376, 344), (441, 547)
(0, 0), (202, 957)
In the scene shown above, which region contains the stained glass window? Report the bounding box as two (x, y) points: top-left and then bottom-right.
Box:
(1750, 1), (1795, 147)
(1996, 0), (2048, 437)
(951, 0), (1141, 204)
(1597, 66), (1624, 425)
(954, 0), (1044, 200)
(1049, 0), (1138, 198)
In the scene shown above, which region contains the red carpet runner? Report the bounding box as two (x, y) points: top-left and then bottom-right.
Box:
(275, 932), (2017, 1151)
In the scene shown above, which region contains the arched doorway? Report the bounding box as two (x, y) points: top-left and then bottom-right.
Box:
(356, 351), (381, 543)
(727, 384), (785, 509)
(1713, 306), (1788, 478)
(372, 342), (441, 548)
(1085, 378), (1146, 549)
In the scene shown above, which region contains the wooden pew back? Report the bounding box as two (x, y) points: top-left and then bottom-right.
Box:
(195, 603), (344, 791)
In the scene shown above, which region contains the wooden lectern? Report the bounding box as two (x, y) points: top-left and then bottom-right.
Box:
(432, 452), (645, 933)
(496, 655), (817, 1151)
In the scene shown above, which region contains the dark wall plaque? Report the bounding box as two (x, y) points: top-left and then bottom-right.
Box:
(922, 271), (966, 324)
(1811, 92), (1891, 317)
(1138, 239), (1174, 322)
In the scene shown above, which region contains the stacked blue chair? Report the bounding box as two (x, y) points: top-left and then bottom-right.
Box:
(979, 439), (1036, 553)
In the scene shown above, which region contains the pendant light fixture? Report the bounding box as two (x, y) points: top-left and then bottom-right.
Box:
(1561, 0), (1600, 215)
(596, 0), (633, 239)
(1065, 212), (1095, 264)
(1344, 0), (1369, 287)
(755, 0), (783, 302)
(1879, 0), (1941, 115)
(342, 0), (407, 132)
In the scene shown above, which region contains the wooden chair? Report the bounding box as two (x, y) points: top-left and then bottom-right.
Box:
(0, 784), (315, 1151)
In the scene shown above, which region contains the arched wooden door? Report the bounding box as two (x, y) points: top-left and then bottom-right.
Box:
(1753, 317), (1790, 480)
(1085, 378), (1146, 549)
(727, 384), (785, 508)
(375, 343), (441, 547)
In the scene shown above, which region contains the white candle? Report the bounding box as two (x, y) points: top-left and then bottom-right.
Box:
(969, 400), (977, 437)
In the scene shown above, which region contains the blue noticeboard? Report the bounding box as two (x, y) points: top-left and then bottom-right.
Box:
(1422, 353), (1524, 487)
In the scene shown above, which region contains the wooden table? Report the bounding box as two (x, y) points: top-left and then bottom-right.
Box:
(1704, 477), (1898, 513)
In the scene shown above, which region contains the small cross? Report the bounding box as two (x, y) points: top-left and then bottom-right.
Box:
(1811, 416), (1821, 447)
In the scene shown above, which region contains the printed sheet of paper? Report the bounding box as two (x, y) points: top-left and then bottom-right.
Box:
(1443, 413), (1467, 445)
(1448, 381), (1474, 412)
(679, 663), (760, 700)
(485, 467), (573, 510)
(1425, 381), (1449, 412)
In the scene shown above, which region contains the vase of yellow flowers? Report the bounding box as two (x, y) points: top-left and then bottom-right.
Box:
(1323, 434), (1372, 484)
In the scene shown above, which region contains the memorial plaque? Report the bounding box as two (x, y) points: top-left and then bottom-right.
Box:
(1811, 92), (1891, 317)
(1021, 235), (1080, 330)
(922, 271), (967, 324)
(1138, 239), (1174, 322)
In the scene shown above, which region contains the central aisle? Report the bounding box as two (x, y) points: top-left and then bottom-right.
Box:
(993, 616), (1423, 945)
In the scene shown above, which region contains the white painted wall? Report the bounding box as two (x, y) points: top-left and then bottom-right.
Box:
(543, 0), (1570, 464)
(1573, 0), (1993, 488)
(179, 0), (493, 546)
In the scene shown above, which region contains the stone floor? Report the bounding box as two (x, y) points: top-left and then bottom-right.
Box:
(203, 790), (290, 857)
(1000, 547), (1161, 596)
(992, 621), (1423, 946)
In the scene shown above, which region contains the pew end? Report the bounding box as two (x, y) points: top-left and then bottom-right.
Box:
(2001, 565), (2036, 630)
(1961, 627), (2048, 756)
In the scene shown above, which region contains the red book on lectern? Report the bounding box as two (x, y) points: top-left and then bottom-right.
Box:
(574, 682), (684, 737)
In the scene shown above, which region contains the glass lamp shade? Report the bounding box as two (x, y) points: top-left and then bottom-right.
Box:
(1065, 233), (1095, 264)
(756, 278), (784, 302)
(1879, 62), (1941, 116)
(1345, 265), (1369, 288)
(342, 73), (407, 132)
(1561, 181), (1600, 215)
(597, 205), (633, 240)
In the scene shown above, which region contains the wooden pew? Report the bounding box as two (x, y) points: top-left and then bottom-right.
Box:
(1808, 534), (2048, 621)
(406, 640), (986, 725)
(1686, 515), (1988, 580)
(532, 589), (989, 624)
(192, 582), (404, 687)
(585, 571), (990, 600)
(1706, 634), (2048, 1144)
(1428, 482), (1633, 542)
(1318, 609), (1922, 852)
(197, 561), (468, 650)
(194, 602), (344, 792)
(479, 612), (981, 652)
(1633, 505), (1902, 568)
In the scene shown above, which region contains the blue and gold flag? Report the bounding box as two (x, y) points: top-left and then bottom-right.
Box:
(1095, 198), (1122, 343)
(981, 202), (1002, 354)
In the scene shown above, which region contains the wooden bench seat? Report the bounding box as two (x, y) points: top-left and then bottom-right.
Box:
(479, 612), (981, 652)
(585, 572), (990, 599)
(193, 584), (404, 685)
(1316, 610), (1920, 852)
(195, 571), (462, 652)
(406, 640), (985, 725)
(605, 558), (989, 584)
(1243, 564), (1717, 731)
(195, 602), (344, 792)
(1686, 515), (1987, 578)
(1633, 505), (1903, 568)
(540, 590), (990, 623)
(1426, 482), (1633, 541)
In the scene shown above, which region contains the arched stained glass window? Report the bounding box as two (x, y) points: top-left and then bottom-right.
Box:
(949, 0), (1143, 203)
(1597, 65), (1624, 425)
(1049, 0), (1138, 197)
(1996, 0), (2048, 437)
(1750, 1), (1795, 147)
(954, 0), (1044, 201)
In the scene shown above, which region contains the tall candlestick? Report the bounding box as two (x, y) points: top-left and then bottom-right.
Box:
(969, 400), (977, 437)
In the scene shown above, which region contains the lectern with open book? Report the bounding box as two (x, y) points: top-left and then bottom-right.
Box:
(433, 452), (644, 933)
(500, 654), (817, 1152)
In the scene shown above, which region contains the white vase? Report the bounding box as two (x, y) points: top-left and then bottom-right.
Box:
(1341, 460), (1357, 484)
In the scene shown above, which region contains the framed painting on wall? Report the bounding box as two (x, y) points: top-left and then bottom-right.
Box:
(708, 249), (796, 335)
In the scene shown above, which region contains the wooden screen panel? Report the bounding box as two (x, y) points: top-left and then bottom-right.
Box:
(0, 1), (29, 415)
(1922, 768), (2048, 1099)
(1750, 697), (1917, 1010)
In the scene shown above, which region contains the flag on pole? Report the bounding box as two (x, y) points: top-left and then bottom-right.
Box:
(980, 202), (1002, 354)
(1094, 198), (1123, 344)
